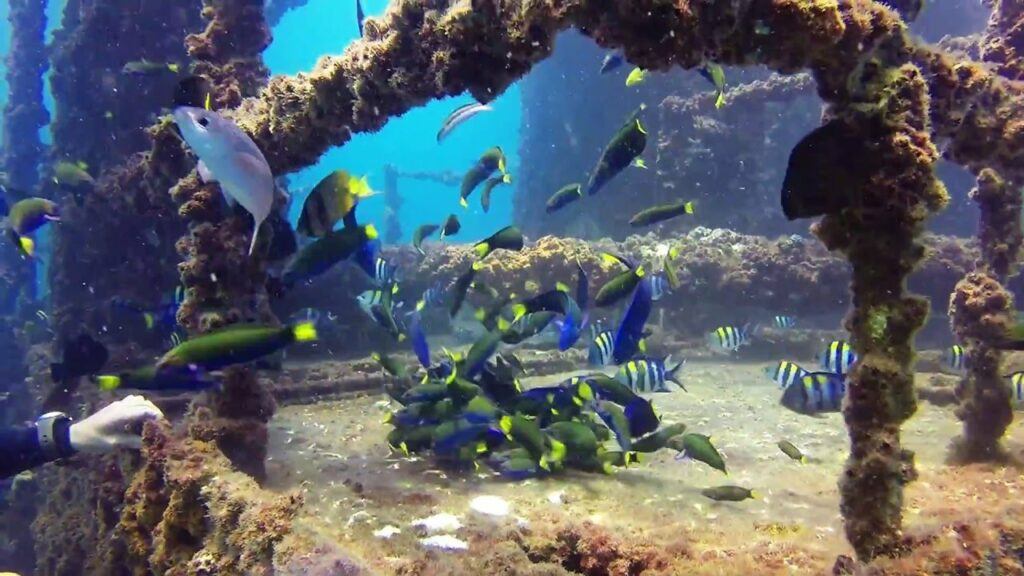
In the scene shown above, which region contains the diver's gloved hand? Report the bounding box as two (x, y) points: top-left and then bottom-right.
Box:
(69, 395), (164, 453)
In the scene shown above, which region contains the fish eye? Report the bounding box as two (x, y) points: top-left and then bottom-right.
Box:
(197, 116), (210, 128)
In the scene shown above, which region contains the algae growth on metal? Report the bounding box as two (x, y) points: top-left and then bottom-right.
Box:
(0, 0), (1023, 574)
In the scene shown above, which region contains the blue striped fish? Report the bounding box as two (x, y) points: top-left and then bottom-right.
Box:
(615, 356), (685, 392)
(820, 340), (856, 375)
(588, 330), (614, 366)
(780, 371), (846, 415)
(944, 344), (965, 372)
(773, 315), (796, 329)
(763, 360), (807, 389)
(705, 324), (750, 354)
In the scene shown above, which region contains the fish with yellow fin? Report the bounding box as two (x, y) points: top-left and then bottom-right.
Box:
(460, 147), (508, 207)
(5, 198), (60, 257)
(297, 170), (376, 237)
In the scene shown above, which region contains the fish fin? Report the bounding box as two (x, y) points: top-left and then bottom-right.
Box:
(459, 197), (469, 208)
(510, 304), (527, 322)
(684, 201), (695, 214)
(12, 232), (33, 258)
(635, 265), (645, 277)
(474, 242), (490, 259)
(638, 339), (647, 353)
(292, 322), (318, 342)
(143, 313), (155, 330)
(365, 224), (379, 240)
(636, 119), (647, 135)
(96, 375), (121, 391)
(197, 160), (217, 184)
(548, 439), (567, 464)
(714, 91), (726, 109)
(497, 317), (511, 331)
(555, 282), (570, 293)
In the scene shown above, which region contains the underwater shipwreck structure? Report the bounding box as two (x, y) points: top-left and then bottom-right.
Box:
(1, 0), (1024, 573)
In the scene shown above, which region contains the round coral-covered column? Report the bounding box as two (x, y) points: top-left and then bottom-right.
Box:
(174, 0), (275, 480)
(949, 169), (1020, 460)
(814, 62), (948, 561)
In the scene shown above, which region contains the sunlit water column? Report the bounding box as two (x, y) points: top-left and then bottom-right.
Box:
(814, 63), (948, 560)
(172, 0), (275, 480)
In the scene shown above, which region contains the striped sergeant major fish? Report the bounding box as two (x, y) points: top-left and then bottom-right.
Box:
(820, 340), (856, 375)
(705, 324), (751, 354)
(1006, 372), (1024, 403)
(780, 371), (846, 415)
(588, 330), (614, 366)
(357, 285), (402, 318)
(763, 360), (807, 389)
(615, 356), (685, 393)
(773, 315), (796, 329)
(373, 257), (399, 285)
(944, 344), (965, 372)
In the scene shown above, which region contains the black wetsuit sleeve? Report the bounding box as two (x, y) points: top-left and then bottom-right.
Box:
(0, 424), (51, 479)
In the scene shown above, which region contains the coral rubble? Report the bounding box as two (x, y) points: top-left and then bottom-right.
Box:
(117, 421), (302, 574)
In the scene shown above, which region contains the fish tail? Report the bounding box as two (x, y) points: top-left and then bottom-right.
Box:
(292, 322), (318, 342)
(749, 490), (760, 500)
(143, 313), (155, 330)
(510, 303), (527, 322)
(548, 439), (567, 464)
(474, 242), (490, 259)
(11, 231), (33, 258)
(365, 224), (378, 240)
(501, 174), (512, 184)
(684, 201), (695, 214)
(715, 91), (726, 109)
(168, 63), (180, 73)
(459, 196), (469, 208)
(96, 375), (122, 391)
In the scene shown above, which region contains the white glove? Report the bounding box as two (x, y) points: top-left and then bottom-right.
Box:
(69, 395), (165, 454)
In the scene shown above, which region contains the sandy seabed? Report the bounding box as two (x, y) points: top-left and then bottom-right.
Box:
(264, 355), (1024, 575)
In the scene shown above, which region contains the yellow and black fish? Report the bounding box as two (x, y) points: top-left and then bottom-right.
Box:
(587, 106), (646, 196)
(629, 201), (695, 227)
(460, 147), (507, 207)
(296, 170), (376, 237)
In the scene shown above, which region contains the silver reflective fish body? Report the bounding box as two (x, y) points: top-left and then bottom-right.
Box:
(437, 103), (492, 142)
(173, 106), (274, 255)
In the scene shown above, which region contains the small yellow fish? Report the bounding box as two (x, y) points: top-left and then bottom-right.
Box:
(625, 67), (647, 87)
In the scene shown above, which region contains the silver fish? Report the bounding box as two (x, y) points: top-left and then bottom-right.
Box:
(437, 103), (492, 142)
(173, 106), (274, 256)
